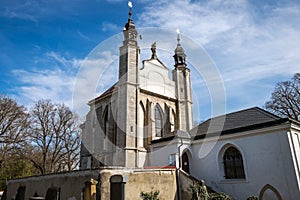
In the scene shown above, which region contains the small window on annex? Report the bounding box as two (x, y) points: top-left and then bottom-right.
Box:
(168, 154), (176, 166)
(223, 146), (245, 179)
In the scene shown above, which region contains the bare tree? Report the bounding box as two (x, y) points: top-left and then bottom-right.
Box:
(28, 100), (80, 174)
(0, 95), (29, 163)
(265, 73), (300, 121)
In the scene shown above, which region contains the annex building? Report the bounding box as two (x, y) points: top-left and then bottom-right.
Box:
(4, 4), (300, 200)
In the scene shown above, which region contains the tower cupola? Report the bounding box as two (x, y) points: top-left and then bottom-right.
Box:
(123, 1), (138, 46)
(173, 29), (187, 68)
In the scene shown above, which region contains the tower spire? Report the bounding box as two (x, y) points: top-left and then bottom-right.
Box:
(174, 29), (186, 68)
(177, 29), (181, 44)
(123, 1), (138, 46)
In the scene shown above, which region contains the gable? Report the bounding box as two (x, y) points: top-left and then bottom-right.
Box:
(139, 59), (175, 98)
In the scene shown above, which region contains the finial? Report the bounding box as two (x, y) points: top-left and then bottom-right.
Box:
(151, 42), (157, 59)
(128, 1), (133, 19)
(176, 29), (181, 44)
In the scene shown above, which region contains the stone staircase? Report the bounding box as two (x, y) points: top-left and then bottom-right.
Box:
(177, 169), (216, 199)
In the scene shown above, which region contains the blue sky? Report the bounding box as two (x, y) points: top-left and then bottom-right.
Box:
(1, 0), (299, 122)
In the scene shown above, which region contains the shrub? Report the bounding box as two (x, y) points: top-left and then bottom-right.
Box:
(209, 192), (231, 200)
(190, 181), (209, 200)
(140, 190), (160, 200)
(247, 196), (258, 200)
(190, 180), (232, 200)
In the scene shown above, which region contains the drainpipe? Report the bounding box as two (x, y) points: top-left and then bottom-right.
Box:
(176, 137), (184, 200)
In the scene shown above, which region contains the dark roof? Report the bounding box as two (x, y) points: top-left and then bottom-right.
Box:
(152, 107), (291, 144)
(88, 82), (118, 105)
(151, 130), (191, 144)
(192, 107), (289, 139)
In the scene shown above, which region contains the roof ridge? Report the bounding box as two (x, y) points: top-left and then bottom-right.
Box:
(203, 107), (259, 121)
(193, 107), (281, 128)
(89, 82), (118, 104)
(252, 107), (282, 120)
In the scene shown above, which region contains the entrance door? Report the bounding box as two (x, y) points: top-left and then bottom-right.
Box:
(182, 152), (190, 173)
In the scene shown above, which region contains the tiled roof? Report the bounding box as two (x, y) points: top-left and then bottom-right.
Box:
(151, 107), (289, 144)
(191, 107), (288, 139)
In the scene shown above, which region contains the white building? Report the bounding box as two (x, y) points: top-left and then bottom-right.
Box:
(80, 6), (300, 200)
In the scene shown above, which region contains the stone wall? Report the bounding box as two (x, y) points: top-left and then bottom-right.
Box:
(5, 170), (100, 200)
(100, 168), (177, 200)
(5, 168), (178, 200)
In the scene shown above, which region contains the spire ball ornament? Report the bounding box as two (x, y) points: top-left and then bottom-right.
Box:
(128, 1), (133, 8)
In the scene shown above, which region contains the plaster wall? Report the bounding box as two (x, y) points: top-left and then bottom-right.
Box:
(100, 169), (177, 200)
(6, 170), (100, 200)
(150, 139), (192, 168)
(190, 127), (300, 200)
(6, 168), (178, 200)
(139, 59), (175, 99)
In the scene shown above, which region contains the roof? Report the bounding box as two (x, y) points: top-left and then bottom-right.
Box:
(152, 107), (291, 144)
(88, 82), (118, 105)
(192, 107), (289, 139)
(151, 130), (191, 144)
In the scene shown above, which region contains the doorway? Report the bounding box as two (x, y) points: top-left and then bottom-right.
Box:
(182, 152), (190, 173)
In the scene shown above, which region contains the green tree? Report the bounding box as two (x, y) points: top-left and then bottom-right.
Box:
(0, 95), (32, 190)
(0, 153), (38, 190)
(265, 73), (300, 121)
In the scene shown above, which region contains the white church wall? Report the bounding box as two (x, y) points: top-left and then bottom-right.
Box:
(150, 139), (191, 168)
(139, 60), (176, 98)
(150, 142), (178, 167)
(190, 126), (300, 200)
(288, 127), (300, 191)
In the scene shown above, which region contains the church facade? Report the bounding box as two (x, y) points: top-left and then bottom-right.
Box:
(80, 8), (193, 169)
(79, 6), (300, 200)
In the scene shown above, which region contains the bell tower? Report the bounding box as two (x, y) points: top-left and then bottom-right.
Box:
(115, 2), (140, 167)
(172, 30), (194, 131)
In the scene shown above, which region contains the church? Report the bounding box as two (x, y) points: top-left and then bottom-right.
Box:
(79, 4), (300, 200)
(4, 3), (300, 200)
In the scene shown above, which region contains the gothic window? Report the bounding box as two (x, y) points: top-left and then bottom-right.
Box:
(103, 106), (110, 150)
(96, 105), (102, 124)
(138, 102), (145, 148)
(164, 104), (171, 134)
(223, 147), (245, 179)
(103, 106), (109, 135)
(154, 104), (163, 137)
(170, 109), (176, 132)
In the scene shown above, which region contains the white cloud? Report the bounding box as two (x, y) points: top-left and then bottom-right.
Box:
(77, 30), (91, 41)
(11, 52), (82, 111)
(138, 0), (300, 117)
(2, 6), (37, 22)
(101, 22), (121, 32)
(12, 68), (75, 108)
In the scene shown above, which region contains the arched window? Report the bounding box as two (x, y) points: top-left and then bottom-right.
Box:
(138, 102), (145, 148)
(154, 104), (163, 137)
(223, 147), (245, 179)
(103, 106), (109, 135)
(103, 106), (110, 151)
(170, 109), (176, 132)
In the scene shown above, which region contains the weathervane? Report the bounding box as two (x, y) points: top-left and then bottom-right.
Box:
(128, 1), (133, 19)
